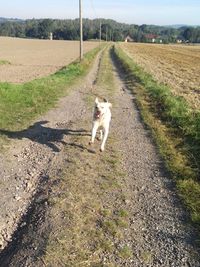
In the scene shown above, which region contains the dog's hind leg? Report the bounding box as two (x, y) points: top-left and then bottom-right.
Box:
(98, 130), (103, 141)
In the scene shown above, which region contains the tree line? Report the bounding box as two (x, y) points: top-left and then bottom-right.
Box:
(0, 18), (199, 43)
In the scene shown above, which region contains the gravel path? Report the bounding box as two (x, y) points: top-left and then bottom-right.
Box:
(0, 47), (199, 266)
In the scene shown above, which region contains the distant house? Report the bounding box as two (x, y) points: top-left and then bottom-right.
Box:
(144, 34), (158, 43)
(145, 34), (163, 43)
(49, 32), (53, 40)
(124, 35), (134, 42)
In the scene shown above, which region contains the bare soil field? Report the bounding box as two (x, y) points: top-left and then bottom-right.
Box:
(120, 43), (200, 109)
(0, 37), (99, 83)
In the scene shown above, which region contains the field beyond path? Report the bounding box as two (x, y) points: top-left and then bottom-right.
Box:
(120, 43), (200, 109)
(0, 37), (99, 83)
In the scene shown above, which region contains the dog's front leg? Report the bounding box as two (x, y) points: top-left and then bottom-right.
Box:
(89, 123), (98, 145)
(100, 128), (109, 152)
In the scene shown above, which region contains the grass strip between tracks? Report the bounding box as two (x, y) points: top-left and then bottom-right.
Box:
(113, 44), (200, 236)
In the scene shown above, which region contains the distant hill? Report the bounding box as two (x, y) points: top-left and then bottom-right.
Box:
(165, 24), (199, 29)
(0, 17), (24, 23)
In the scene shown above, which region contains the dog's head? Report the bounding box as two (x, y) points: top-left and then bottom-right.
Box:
(94, 97), (112, 119)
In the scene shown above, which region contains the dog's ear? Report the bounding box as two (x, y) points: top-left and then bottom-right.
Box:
(95, 97), (99, 104)
(103, 98), (108, 103)
(108, 102), (112, 108)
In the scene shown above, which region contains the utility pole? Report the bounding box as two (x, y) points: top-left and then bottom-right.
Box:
(99, 21), (101, 43)
(110, 29), (112, 42)
(79, 0), (83, 61)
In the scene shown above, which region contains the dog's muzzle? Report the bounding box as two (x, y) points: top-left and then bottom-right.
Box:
(95, 110), (101, 119)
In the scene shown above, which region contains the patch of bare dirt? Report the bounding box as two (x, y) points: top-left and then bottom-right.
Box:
(0, 37), (99, 83)
(120, 43), (200, 109)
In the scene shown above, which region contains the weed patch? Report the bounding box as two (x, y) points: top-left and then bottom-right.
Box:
(0, 59), (11, 65)
(118, 245), (132, 259)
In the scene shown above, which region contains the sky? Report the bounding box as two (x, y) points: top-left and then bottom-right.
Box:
(0, 0), (199, 26)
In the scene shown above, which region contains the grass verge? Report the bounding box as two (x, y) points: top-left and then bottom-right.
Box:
(113, 44), (200, 234)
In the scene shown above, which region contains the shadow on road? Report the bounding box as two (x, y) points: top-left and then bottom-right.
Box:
(0, 120), (90, 152)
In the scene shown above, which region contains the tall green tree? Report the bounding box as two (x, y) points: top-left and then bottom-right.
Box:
(38, 19), (53, 39)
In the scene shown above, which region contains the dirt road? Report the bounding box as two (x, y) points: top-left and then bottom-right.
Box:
(0, 47), (199, 266)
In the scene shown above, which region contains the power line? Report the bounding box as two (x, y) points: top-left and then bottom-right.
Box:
(89, 0), (102, 42)
(89, 0), (98, 19)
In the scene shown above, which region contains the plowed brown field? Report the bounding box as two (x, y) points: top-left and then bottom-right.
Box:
(0, 37), (99, 83)
(120, 43), (200, 109)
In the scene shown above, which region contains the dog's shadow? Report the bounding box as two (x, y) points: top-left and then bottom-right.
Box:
(0, 120), (92, 153)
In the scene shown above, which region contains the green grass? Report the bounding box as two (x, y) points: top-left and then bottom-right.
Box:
(118, 246), (132, 259)
(113, 44), (200, 233)
(95, 47), (115, 98)
(0, 59), (11, 65)
(0, 46), (102, 132)
(140, 250), (153, 264)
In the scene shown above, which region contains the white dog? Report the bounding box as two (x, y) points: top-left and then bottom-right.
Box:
(89, 97), (112, 151)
